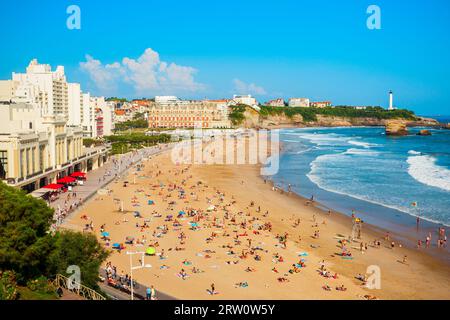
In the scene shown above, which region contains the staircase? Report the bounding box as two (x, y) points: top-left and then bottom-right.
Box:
(53, 274), (106, 300)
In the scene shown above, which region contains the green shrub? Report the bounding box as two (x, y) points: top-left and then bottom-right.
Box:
(26, 276), (55, 294)
(0, 270), (19, 300)
(259, 105), (416, 122)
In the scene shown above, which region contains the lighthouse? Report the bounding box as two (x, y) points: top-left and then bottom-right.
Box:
(388, 90), (394, 110)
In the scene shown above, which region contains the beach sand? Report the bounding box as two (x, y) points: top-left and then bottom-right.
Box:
(64, 146), (450, 300)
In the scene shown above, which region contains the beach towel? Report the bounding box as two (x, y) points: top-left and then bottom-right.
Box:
(298, 252), (309, 257)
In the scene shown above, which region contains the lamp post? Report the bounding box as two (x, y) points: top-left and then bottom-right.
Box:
(126, 251), (152, 300)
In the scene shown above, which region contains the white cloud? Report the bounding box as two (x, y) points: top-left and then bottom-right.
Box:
(233, 78), (267, 95)
(80, 48), (205, 96)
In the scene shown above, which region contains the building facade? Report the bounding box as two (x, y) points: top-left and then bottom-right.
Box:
(288, 98), (310, 107)
(148, 97), (231, 129)
(0, 60), (110, 192)
(265, 98), (285, 107)
(232, 95), (258, 106)
(310, 101), (332, 108)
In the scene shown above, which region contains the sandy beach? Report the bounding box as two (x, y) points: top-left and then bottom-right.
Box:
(64, 145), (450, 300)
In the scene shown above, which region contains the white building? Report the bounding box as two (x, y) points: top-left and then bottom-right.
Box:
(0, 101), (93, 192)
(232, 94), (258, 106)
(101, 103), (115, 136)
(12, 59), (68, 117)
(0, 60), (111, 192)
(67, 83), (82, 127)
(288, 98), (310, 107)
(266, 98), (285, 107)
(155, 96), (179, 105)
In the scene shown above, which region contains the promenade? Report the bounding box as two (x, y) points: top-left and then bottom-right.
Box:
(53, 143), (173, 230)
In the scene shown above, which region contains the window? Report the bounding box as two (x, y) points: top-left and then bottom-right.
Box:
(0, 150), (7, 179)
(29, 122), (33, 129)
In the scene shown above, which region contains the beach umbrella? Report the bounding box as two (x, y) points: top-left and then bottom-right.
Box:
(57, 176), (77, 184)
(207, 205), (215, 212)
(146, 247), (156, 255)
(178, 210), (186, 215)
(101, 232), (110, 237)
(112, 243), (120, 248)
(43, 183), (64, 190)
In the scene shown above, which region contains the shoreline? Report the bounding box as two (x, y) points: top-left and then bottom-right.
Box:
(266, 144), (450, 264)
(262, 174), (450, 265)
(191, 160), (450, 299)
(272, 125), (449, 252)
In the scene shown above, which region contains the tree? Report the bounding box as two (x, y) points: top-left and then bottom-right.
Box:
(0, 182), (55, 282)
(0, 182), (109, 292)
(47, 231), (109, 290)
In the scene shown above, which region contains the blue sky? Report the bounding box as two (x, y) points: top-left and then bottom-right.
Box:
(0, 0), (449, 115)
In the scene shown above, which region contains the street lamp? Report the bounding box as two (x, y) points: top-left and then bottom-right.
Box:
(126, 251), (152, 300)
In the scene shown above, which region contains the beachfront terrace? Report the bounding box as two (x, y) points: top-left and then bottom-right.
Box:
(4, 144), (111, 192)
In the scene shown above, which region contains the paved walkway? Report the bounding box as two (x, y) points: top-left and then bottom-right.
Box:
(99, 269), (176, 300)
(51, 143), (178, 300)
(53, 144), (173, 229)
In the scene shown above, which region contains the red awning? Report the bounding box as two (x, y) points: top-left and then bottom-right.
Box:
(43, 184), (64, 190)
(71, 172), (86, 178)
(57, 176), (77, 184)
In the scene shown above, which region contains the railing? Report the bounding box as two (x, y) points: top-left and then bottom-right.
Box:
(53, 274), (106, 300)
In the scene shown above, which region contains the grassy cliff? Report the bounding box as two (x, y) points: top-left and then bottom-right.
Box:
(229, 105), (421, 128)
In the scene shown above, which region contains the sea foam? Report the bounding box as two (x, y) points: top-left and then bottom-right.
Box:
(348, 140), (378, 148)
(407, 155), (450, 192)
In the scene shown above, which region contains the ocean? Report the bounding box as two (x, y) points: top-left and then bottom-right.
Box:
(269, 125), (450, 234)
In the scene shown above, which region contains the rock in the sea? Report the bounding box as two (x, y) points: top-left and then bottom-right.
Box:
(417, 129), (432, 136)
(385, 120), (408, 136)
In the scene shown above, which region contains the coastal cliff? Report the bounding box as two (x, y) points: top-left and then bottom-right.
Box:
(232, 105), (439, 129)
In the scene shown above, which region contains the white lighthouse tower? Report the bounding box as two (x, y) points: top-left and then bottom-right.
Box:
(388, 90), (394, 110)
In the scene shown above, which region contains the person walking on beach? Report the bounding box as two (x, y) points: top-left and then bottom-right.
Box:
(149, 285), (156, 300)
(209, 283), (216, 295)
(146, 287), (151, 300)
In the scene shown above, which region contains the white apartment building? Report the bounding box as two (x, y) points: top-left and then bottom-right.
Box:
(102, 103), (115, 136)
(232, 95), (258, 106)
(0, 60), (111, 192)
(67, 83), (82, 127)
(289, 98), (310, 107)
(12, 59), (68, 117)
(81, 92), (96, 137)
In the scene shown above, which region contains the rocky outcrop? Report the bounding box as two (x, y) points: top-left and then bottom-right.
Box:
(417, 129), (432, 136)
(241, 108), (261, 128)
(414, 117), (440, 126)
(259, 113), (304, 128)
(385, 120), (408, 136)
